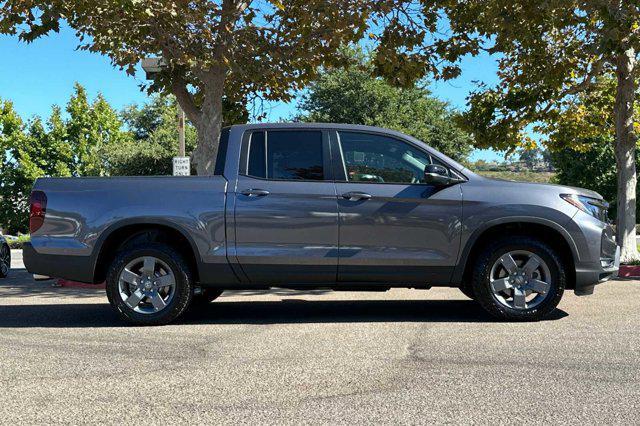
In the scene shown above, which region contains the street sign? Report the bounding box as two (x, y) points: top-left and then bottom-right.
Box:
(173, 156), (190, 176)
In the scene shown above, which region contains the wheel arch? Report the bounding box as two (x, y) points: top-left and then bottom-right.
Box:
(454, 218), (578, 289)
(91, 219), (201, 284)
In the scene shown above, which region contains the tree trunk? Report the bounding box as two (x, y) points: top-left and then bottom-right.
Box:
(191, 76), (225, 176)
(614, 48), (639, 262)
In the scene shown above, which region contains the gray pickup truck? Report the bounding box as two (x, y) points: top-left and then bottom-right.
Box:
(24, 123), (619, 325)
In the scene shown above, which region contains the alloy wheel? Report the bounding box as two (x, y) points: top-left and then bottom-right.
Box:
(489, 250), (552, 310)
(118, 256), (176, 314)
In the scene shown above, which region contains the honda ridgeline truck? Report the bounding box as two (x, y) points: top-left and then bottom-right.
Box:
(24, 123), (620, 325)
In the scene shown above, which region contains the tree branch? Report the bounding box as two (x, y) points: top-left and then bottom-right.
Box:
(563, 56), (607, 96)
(169, 75), (202, 126)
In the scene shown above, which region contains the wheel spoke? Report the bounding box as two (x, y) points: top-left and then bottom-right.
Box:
(142, 257), (156, 276)
(150, 293), (167, 311)
(512, 288), (527, 308)
(155, 274), (175, 288)
(522, 256), (541, 276)
(499, 254), (518, 274)
(125, 289), (144, 308)
(120, 268), (140, 285)
(119, 255), (175, 314)
(491, 278), (511, 293)
(528, 279), (550, 295)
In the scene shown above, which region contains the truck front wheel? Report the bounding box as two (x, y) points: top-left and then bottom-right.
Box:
(471, 236), (566, 321)
(106, 243), (193, 326)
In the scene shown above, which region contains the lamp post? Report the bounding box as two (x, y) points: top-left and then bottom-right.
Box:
(141, 57), (189, 174)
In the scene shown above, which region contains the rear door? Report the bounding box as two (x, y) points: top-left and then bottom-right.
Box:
(233, 129), (339, 284)
(331, 130), (463, 285)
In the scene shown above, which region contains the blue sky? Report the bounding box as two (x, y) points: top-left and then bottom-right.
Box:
(0, 25), (505, 162)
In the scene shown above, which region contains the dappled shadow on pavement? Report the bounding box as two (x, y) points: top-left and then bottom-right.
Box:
(223, 288), (333, 296)
(0, 299), (568, 328)
(0, 269), (103, 299)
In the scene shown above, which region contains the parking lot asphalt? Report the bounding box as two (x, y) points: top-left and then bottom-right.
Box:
(1, 253), (639, 424)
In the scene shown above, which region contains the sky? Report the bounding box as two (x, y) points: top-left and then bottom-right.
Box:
(0, 25), (505, 162)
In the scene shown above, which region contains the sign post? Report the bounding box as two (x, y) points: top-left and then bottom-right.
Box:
(173, 156), (190, 176)
(177, 104), (186, 157)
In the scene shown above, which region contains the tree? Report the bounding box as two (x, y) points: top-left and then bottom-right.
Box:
(397, 1), (640, 262)
(518, 148), (542, 170)
(547, 76), (639, 222)
(0, 85), (131, 233)
(67, 83), (129, 176)
(108, 94), (247, 176)
(109, 96), (198, 176)
(0, 100), (73, 233)
(0, 1), (386, 176)
(296, 56), (472, 161)
(551, 142), (637, 222)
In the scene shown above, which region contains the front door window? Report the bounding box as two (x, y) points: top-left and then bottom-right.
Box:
(338, 131), (432, 184)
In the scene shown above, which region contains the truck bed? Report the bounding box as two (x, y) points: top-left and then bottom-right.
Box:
(26, 176), (234, 284)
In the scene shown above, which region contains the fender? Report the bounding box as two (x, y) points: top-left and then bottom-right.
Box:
(451, 216), (580, 285)
(89, 217), (203, 282)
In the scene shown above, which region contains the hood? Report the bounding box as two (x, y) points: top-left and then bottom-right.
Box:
(479, 175), (604, 200)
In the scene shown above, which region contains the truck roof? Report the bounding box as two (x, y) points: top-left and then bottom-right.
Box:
(229, 122), (403, 133)
(228, 122), (469, 173)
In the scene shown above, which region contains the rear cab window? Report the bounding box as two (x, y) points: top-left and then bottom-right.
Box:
(214, 128), (230, 175)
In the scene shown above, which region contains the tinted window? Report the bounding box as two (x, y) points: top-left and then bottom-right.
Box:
(338, 131), (432, 184)
(247, 131), (266, 177)
(214, 128), (230, 175)
(247, 130), (324, 180)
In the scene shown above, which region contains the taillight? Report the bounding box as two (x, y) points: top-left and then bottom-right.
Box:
(29, 190), (47, 233)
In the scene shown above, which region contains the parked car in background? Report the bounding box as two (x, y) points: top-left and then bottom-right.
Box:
(23, 123), (619, 325)
(0, 235), (10, 278)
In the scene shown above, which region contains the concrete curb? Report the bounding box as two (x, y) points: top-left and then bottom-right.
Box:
(57, 279), (106, 289)
(619, 265), (640, 278)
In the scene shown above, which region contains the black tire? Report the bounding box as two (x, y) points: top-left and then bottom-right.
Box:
(471, 236), (566, 321)
(191, 288), (224, 307)
(106, 243), (193, 326)
(459, 285), (475, 300)
(0, 243), (10, 278)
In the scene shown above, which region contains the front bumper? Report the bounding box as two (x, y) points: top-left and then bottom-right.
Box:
(574, 245), (620, 296)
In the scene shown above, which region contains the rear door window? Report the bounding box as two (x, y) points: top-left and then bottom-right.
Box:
(246, 130), (324, 181)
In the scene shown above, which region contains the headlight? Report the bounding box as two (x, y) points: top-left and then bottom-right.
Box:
(560, 194), (609, 222)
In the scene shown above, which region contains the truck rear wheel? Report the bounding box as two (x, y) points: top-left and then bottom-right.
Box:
(471, 236), (565, 321)
(106, 243), (193, 326)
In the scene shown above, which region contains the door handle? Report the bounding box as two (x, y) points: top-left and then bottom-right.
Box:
(341, 191), (372, 201)
(241, 188), (270, 197)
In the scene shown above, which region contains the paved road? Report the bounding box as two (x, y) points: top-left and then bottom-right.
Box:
(1, 256), (639, 424)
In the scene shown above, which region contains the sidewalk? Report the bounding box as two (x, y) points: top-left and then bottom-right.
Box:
(10, 249), (23, 269)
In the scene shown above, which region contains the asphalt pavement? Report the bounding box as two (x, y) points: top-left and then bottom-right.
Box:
(0, 252), (639, 424)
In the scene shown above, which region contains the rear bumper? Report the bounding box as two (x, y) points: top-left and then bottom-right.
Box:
(574, 245), (620, 296)
(23, 243), (95, 283)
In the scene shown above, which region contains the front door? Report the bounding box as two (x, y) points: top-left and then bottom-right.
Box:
(233, 129), (339, 284)
(332, 130), (463, 285)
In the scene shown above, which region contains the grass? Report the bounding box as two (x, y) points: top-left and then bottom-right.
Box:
(7, 234), (30, 250)
(475, 170), (556, 184)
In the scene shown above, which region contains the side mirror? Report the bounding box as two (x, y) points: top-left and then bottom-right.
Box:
(424, 164), (454, 186)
